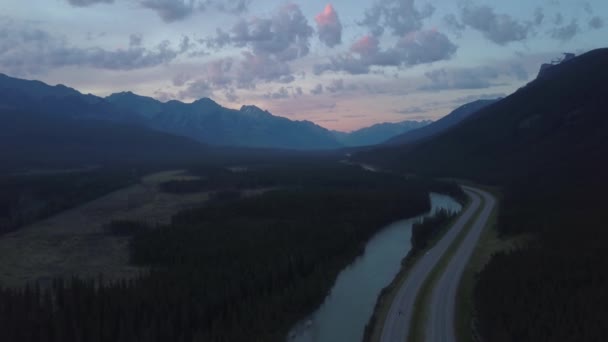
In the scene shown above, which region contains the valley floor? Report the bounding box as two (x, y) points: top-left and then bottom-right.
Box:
(0, 170), (266, 288)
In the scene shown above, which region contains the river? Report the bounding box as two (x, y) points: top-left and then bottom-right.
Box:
(287, 193), (462, 342)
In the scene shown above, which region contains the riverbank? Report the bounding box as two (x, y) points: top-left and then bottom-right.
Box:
(363, 194), (471, 342)
(289, 193), (462, 342)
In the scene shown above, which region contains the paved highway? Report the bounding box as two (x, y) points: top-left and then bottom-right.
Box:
(380, 188), (483, 342)
(425, 187), (496, 342)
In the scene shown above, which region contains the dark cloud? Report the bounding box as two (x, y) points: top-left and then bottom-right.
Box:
(395, 106), (425, 115)
(0, 23), (183, 75)
(229, 4), (313, 62)
(207, 0), (250, 14)
(178, 79), (213, 99)
(589, 16), (604, 30)
(129, 33), (143, 47)
(421, 66), (501, 91)
(236, 52), (293, 88)
(326, 79), (358, 93)
(137, 0), (249, 23)
(396, 30), (458, 65)
(310, 84), (324, 95)
(534, 8), (545, 26)
(461, 4), (531, 45)
(264, 87), (290, 100)
(554, 13), (564, 25)
(315, 4), (343, 48)
(420, 62), (529, 91)
(360, 0), (435, 37)
(206, 4), (312, 88)
(140, 0), (195, 22)
(66, 0), (113, 6)
(550, 20), (579, 41)
(224, 88), (239, 102)
(443, 14), (465, 36)
(315, 30), (457, 75)
(452, 93), (506, 105)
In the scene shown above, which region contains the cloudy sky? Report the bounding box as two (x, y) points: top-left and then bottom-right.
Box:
(1, 0), (606, 131)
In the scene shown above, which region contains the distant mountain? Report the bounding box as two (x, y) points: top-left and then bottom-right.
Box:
(0, 74), (342, 150)
(384, 99), (499, 146)
(0, 109), (207, 170)
(0, 73), (80, 99)
(333, 120), (431, 147)
(107, 92), (341, 150)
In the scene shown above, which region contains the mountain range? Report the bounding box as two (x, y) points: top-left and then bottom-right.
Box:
(0, 73), (435, 151)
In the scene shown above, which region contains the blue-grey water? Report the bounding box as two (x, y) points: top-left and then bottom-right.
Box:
(287, 193), (462, 342)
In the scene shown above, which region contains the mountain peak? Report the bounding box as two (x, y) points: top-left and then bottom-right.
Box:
(193, 97), (219, 107)
(240, 105), (272, 118)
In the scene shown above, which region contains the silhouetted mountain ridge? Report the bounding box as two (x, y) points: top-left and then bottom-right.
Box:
(333, 120), (432, 147)
(384, 99), (499, 146)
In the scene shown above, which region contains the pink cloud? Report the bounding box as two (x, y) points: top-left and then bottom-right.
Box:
(315, 4), (343, 47)
(350, 35), (379, 56)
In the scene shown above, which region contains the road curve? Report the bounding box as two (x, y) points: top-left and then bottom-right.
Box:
(380, 188), (483, 342)
(425, 187), (496, 342)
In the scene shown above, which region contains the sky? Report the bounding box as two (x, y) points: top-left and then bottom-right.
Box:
(0, 0), (606, 131)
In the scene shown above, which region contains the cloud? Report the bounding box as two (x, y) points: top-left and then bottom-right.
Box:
(140, 0), (195, 22)
(172, 73), (191, 87)
(452, 93), (506, 105)
(206, 4), (312, 87)
(237, 51), (293, 88)
(224, 88), (239, 102)
(315, 30), (457, 75)
(396, 30), (458, 65)
(310, 84), (324, 95)
(421, 66), (501, 91)
(534, 8), (544, 26)
(231, 4), (313, 61)
(129, 33), (143, 47)
(66, 0), (113, 6)
(461, 4), (531, 45)
(589, 17), (604, 30)
(360, 0), (435, 37)
(134, 0), (250, 22)
(395, 106), (425, 115)
(208, 0), (250, 14)
(326, 79), (358, 93)
(421, 61), (529, 92)
(315, 4), (343, 48)
(0, 23), (183, 75)
(553, 13), (564, 25)
(443, 14), (465, 36)
(178, 79), (213, 100)
(206, 58), (233, 87)
(264, 86), (290, 99)
(550, 20), (579, 41)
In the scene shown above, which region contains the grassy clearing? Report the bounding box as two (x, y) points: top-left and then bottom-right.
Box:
(0, 170), (242, 288)
(365, 197), (472, 342)
(408, 192), (484, 342)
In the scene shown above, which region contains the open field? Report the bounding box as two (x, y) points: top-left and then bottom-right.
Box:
(0, 170), (265, 288)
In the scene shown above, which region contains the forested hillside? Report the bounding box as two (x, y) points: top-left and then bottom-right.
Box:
(356, 48), (608, 341)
